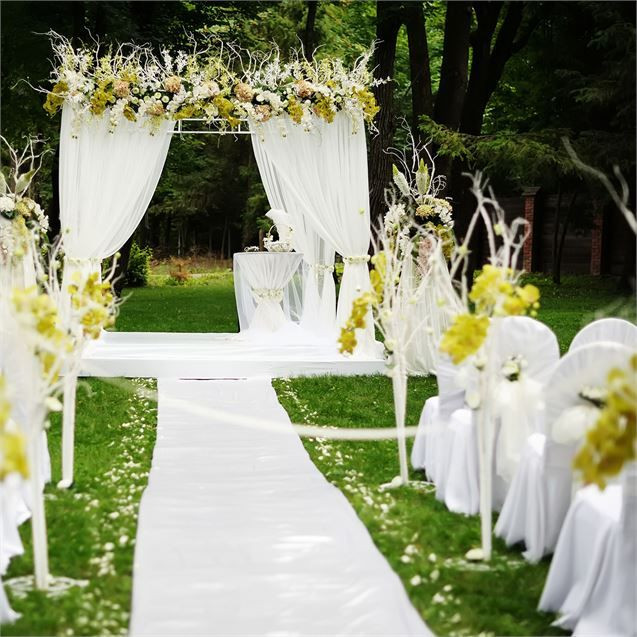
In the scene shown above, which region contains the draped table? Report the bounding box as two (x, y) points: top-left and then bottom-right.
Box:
(233, 252), (304, 334)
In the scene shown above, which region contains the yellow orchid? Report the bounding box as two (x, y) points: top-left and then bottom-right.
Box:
(573, 354), (637, 489)
(440, 313), (490, 365)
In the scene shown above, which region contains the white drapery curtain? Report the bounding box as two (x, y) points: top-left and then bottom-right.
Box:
(59, 103), (174, 266)
(250, 122), (336, 335)
(253, 113), (376, 354)
(57, 103), (174, 487)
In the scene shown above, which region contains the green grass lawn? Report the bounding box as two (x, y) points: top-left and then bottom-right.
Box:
(6, 273), (634, 636)
(4, 379), (157, 636)
(114, 271), (238, 333)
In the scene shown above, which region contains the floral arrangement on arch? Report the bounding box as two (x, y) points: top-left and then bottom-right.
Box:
(41, 33), (380, 133)
(43, 34), (239, 132)
(0, 137), (49, 265)
(232, 47), (380, 129)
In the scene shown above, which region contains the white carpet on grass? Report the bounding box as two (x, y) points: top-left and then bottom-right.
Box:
(129, 377), (431, 636)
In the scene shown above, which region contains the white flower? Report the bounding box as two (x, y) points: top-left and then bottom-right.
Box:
(45, 396), (63, 412)
(466, 391), (481, 409)
(430, 568), (440, 581)
(410, 575), (422, 586)
(0, 196), (14, 212)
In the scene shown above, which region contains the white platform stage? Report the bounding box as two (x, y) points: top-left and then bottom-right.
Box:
(81, 331), (386, 379)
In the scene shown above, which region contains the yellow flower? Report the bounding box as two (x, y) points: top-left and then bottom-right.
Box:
(573, 354), (637, 489)
(212, 95), (239, 127)
(0, 377), (10, 428)
(517, 284), (540, 305)
(0, 375), (29, 480)
(43, 80), (68, 116)
(286, 96), (304, 124)
(313, 95), (335, 123)
(440, 313), (490, 364)
(338, 326), (357, 355)
(353, 88), (379, 121)
(338, 292), (375, 354)
(0, 430), (29, 480)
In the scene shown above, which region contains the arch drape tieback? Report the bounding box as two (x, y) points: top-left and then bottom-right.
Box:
(252, 287), (284, 303)
(342, 255), (370, 265)
(65, 256), (102, 266)
(310, 263), (335, 273)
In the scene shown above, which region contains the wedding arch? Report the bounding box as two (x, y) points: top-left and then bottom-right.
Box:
(41, 34), (383, 486)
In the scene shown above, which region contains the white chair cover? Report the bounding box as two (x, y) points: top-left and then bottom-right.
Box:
(569, 317), (637, 352)
(254, 113), (377, 354)
(539, 464), (637, 636)
(250, 123), (336, 335)
(233, 252), (304, 334)
(411, 354), (466, 483)
(496, 341), (632, 562)
(437, 318), (559, 515)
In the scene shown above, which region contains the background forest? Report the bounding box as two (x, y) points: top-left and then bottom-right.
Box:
(1, 0), (635, 284)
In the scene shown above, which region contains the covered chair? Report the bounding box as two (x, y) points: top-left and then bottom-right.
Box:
(410, 354), (466, 490)
(495, 341), (632, 562)
(539, 464), (637, 636)
(569, 317), (637, 352)
(440, 317), (559, 515)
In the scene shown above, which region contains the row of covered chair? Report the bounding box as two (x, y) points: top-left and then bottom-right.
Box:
(411, 317), (637, 636)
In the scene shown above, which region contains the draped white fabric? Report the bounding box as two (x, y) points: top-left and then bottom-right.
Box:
(569, 317), (637, 352)
(495, 342), (632, 562)
(539, 466), (637, 636)
(253, 113), (377, 354)
(59, 103), (174, 262)
(0, 253), (50, 613)
(250, 122), (336, 335)
(404, 247), (463, 375)
(57, 104), (174, 489)
(233, 252), (304, 334)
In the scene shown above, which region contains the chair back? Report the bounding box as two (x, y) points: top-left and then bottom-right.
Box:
(493, 316), (560, 384)
(436, 354), (467, 419)
(545, 342), (632, 436)
(569, 318), (637, 352)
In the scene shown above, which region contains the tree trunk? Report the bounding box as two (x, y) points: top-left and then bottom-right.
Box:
(434, 1), (472, 130)
(113, 236), (134, 296)
(404, 2), (433, 141)
(369, 1), (403, 222)
(303, 0), (319, 58)
(460, 2), (502, 135)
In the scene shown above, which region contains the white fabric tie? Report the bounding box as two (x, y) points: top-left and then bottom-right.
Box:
(343, 255), (370, 265)
(252, 287), (284, 303)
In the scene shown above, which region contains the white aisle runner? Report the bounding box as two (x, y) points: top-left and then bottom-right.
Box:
(130, 378), (431, 636)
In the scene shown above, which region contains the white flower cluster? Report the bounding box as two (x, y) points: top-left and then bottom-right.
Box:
(43, 34), (380, 134)
(500, 354), (527, 382)
(579, 384), (608, 408)
(0, 193), (49, 265)
(263, 236), (294, 253)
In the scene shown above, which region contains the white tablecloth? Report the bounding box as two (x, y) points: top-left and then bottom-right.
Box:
(233, 252), (303, 334)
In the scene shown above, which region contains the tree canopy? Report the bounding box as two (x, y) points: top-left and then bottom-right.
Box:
(1, 1), (634, 267)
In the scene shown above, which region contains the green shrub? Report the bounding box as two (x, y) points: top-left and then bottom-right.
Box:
(126, 242), (152, 287)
